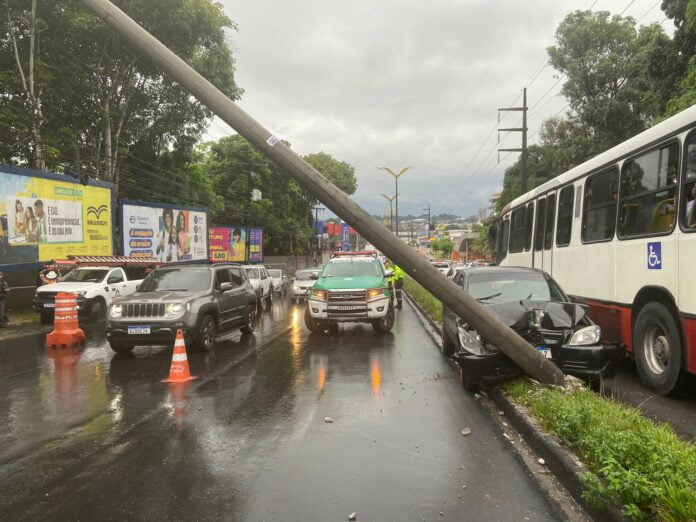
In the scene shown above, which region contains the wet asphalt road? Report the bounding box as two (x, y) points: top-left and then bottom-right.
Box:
(0, 299), (557, 521)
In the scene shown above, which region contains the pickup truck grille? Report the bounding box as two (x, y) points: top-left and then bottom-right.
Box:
(327, 290), (368, 319)
(123, 303), (166, 318)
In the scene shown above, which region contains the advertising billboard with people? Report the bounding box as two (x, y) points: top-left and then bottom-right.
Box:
(209, 226), (247, 262)
(0, 165), (113, 266)
(120, 200), (208, 261)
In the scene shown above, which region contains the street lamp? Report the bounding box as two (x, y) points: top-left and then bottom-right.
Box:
(378, 166), (411, 239)
(381, 193), (398, 232)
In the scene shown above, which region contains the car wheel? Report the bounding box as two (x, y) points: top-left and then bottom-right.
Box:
(194, 314), (217, 352)
(372, 305), (395, 333)
(40, 311), (53, 325)
(441, 325), (456, 357)
(89, 298), (106, 322)
(109, 341), (135, 354)
(240, 304), (256, 334)
(266, 289), (272, 306)
(304, 306), (325, 333)
(633, 302), (687, 395)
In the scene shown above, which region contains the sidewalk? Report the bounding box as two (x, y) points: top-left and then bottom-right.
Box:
(0, 312), (51, 342)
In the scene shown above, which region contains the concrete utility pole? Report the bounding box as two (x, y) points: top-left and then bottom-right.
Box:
(381, 193), (397, 232)
(80, 0), (564, 385)
(498, 88), (528, 194)
(378, 166), (411, 239)
(423, 204), (432, 239)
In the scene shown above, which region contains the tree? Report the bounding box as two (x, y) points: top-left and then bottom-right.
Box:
(548, 10), (680, 146)
(430, 238), (454, 258)
(1, 0), (242, 194)
(303, 152), (358, 195)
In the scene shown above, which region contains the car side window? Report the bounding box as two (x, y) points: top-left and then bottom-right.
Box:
(228, 268), (243, 286)
(260, 268), (267, 280)
(108, 269), (124, 284)
(453, 273), (463, 287)
(215, 269), (230, 289)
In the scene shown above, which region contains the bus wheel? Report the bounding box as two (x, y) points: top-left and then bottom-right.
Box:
(634, 302), (687, 396)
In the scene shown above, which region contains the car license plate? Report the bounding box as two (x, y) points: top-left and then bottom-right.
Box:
(44, 303), (55, 308)
(536, 346), (551, 359)
(128, 326), (151, 335)
(336, 305), (359, 311)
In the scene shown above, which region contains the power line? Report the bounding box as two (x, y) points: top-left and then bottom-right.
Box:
(636, 0), (661, 23)
(620, 0), (635, 16)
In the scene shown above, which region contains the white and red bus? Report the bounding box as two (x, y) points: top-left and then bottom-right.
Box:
(495, 104), (696, 395)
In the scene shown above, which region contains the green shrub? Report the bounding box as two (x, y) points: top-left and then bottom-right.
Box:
(403, 276), (442, 323)
(503, 378), (696, 520)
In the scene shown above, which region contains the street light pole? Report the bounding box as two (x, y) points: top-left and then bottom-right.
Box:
(381, 193), (397, 232)
(378, 167), (411, 239)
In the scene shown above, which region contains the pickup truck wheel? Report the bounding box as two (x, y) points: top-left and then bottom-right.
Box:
(266, 289), (273, 306)
(372, 305), (395, 333)
(241, 305), (256, 334)
(194, 315), (217, 351)
(304, 306), (325, 333)
(109, 341), (135, 353)
(89, 298), (106, 322)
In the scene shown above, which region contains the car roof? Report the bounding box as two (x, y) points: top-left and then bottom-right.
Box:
(460, 266), (547, 276)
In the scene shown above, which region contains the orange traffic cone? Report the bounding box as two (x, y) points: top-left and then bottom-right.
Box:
(46, 292), (86, 348)
(162, 329), (197, 383)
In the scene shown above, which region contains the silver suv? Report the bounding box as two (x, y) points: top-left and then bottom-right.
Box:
(106, 263), (257, 353)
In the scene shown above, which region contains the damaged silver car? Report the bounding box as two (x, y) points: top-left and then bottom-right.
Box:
(442, 267), (623, 392)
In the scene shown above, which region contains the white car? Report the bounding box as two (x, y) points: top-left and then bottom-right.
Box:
(288, 268), (321, 303)
(243, 265), (273, 308)
(268, 268), (289, 295)
(33, 266), (145, 323)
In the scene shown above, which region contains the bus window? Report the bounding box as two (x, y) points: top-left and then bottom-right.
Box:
(619, 142), (678, 238)
(556, 185), (574, 247)
(496, 218), (509, 262)
(524, 202), (534, 251)
(544, 193), (556, 250)
(582, 167), (618, 242)
(681, 132), (696, 231)
(509, 206), (526, 253)
(534, 198), (546, 251)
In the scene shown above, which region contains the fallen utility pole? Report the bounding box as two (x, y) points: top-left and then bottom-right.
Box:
(80, 0), (564, 385)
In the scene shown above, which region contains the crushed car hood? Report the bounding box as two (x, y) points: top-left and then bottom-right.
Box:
(487, 300), (588, 331)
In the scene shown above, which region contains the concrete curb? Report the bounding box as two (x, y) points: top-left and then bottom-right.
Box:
(404, 289), (626, 522)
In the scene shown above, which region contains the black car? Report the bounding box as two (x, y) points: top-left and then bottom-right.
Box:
(442, 267), (623, 391)
(106, 263), (257, 353)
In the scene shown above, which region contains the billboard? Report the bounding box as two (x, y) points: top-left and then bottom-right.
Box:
(249, 227), (264, 262)
(209, 226), (247, 262)
(0, 166), (113, 266)
(121, 200), (208, 261)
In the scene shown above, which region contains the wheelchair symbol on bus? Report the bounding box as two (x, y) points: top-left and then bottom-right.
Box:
(647, 242), (662, 270)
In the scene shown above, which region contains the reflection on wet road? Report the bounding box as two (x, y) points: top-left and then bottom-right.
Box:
(0, 299), (556, 521)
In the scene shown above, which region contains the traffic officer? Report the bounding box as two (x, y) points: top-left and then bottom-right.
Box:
(386, 261), (405, 309)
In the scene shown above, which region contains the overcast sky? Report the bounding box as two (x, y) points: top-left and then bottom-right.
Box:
(213, 0), (671, 219)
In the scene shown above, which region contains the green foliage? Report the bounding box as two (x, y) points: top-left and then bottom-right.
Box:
(403, 276), (442, 323)
(430, 238), (454, 258)
(304, 152), (358, 195)
(502, 379), (696, 520)
(472, 217), (495, 258)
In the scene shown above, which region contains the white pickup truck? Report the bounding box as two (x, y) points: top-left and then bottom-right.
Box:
(34, 266), (146, 323)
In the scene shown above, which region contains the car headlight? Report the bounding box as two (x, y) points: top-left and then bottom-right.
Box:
(310, 289), (327, 301)
(165, 303), (185, 318)
(76, 290), (87, 296)
(110, 304), (123, 318)
(292, 285), (300, 291)
(568, 325), (601, 346)
(251, 281), (259, 289)
(367, 287), (385, 300)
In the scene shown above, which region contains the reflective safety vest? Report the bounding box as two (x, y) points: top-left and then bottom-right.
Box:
(388, 265), (405, 283)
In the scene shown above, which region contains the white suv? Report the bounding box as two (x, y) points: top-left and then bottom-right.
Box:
(243, 265), (273, 308)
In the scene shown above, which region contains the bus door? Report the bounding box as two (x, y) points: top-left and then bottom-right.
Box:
(542, 192), (556, 273)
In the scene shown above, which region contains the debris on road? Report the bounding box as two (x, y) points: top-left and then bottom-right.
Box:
(461, 428), (471, 436)
(538, 458), (545, 466)
(348, 512), (357, 520)
(324, 417), (333, 423)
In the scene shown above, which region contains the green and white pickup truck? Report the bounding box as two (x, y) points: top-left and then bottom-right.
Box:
(304, 253), (395, 333)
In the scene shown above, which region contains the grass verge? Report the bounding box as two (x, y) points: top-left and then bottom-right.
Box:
(4, 308), (40, 326)
(405, 279), (696, 520)
(403, 276), (442, 324)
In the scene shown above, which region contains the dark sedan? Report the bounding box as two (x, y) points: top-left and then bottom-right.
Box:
(442, 267), (623, 392)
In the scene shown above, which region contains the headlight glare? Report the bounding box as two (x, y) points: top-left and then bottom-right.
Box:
(110, 304), (123, 318)
(165, 303), (184, 318)
(311, 289), (327, 301)
(367, 287), (384, 300)
(568, 325), (601, 346)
